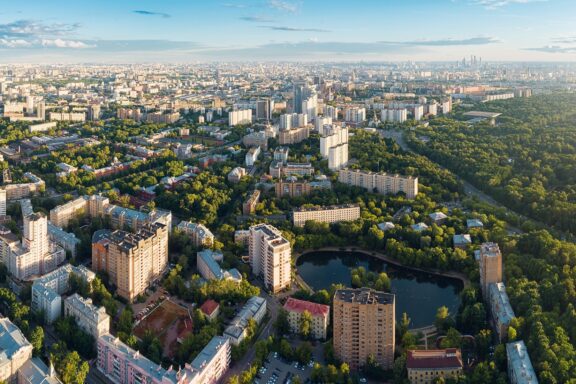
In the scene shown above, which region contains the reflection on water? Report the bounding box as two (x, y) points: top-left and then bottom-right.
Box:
(296, 251), (463, 328)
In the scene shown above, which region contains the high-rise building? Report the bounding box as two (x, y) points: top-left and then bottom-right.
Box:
(0, 189), (6, 216)
(345, 107), (366, 123)
(228, 109), (252, 126)
(320, 126), (348, 170)
(36, 101), (46, 120)
(91, 223), (168, 302)
(338, 169), (419, 199)
(293, 81), (307, 114)
(88, 104), (101, 121)
(256, 98), (273, 120)
(479, 242), (502, 297)
(249, 224), (291, 293)
(333, 288), (395, 370)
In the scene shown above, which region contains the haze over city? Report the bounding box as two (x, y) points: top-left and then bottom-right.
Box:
(1, 0), (576, 62)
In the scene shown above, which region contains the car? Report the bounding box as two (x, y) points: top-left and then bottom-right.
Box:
(359, 378), (367, 383)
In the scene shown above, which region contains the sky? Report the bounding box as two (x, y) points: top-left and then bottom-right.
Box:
(0, 0), (575, 63)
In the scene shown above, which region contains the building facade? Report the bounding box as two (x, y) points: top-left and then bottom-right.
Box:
(506, 341), (538, 384)
(177, 221), (214, 248)
(338, 169), (419, 199)
(91, 223), (168, 302)
(64, 293), (111, 338)
(479, 242), (503, 297)
(406, 349), (463, 384)
(283, 298), (330, 340)
(0, 318), (33, 383)
(249, 224), (291, 293)
(292, 204), (360, 227)
(333, 288), (395, 370)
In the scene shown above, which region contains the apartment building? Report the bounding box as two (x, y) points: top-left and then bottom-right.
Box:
(292, 204), (360, 227)
(9, 210), (66, 281)
(283, 298), (330, 340)
(269, 161), (314, 179)
(229, 109), (252, 126)
(488, 282), (515, 341)
(97, 334), (230, 384)
(64, 293), (111, 338)
(0, 318), (33, 382)
(227, 167), (246, 183)
(338, 169), (419, 199)
(224, 296), (267, 345)
(333, 288), (395, 370)
(47, 222), (81, 258)
(479, 242), (503, 298)
(18, 357), (63, 384)
(320, 126), (349, 170)
(0, 188), (5, 216)
(176, 221), (214, 248)
(91, 223), (168, 302)
(273, 147), (289, 163)
(4, 173), (45, 200)
(49, 196), (88, 228)
(275, 179), (312, 198)
(242, 190), (261, 215)
(31, 264), (95, 323)
(0, 225), (19, 266)
(506, 341), (538, 384)
(279, 126), (309, 145)
(197, 249), (241, 282)
(242, 131), (268, 150)
(249, 224), (291, 293)
(245, 146), (261, 167)
(406, 349), (463, 384)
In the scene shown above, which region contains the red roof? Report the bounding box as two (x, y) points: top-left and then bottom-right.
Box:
(200, 299), (220, 316)
(406, 349), (463, 370)
(283, 298), (330, 317)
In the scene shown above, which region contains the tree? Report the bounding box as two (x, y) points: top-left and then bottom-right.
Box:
(440, 328), (462, 349)
(300, 310), (312, 339)
(399, 312), (411, 338)
(274, 309), (290, 336)
(340, 362), (350, 380)
(435, 306), (454, 333)
(475, 329), (492, 360)
(295, 342), (313, 364)
(29, 326), (44, 356)
(117, 308), (134, 335)
(507, 326), (517, 342)
(280, 339), (292, 360)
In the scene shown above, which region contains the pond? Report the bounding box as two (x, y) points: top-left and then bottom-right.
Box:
(296, 250), (463, 329)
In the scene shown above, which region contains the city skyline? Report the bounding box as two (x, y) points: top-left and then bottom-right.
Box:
(0, 0), (575, 63)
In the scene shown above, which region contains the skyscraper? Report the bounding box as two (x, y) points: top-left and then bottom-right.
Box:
(333, 288), (395, 370)
(249, 224), (291, 294)
(293, 81), (307, 114)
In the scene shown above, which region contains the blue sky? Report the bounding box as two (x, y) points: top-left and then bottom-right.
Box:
(0, 0), (575, 63)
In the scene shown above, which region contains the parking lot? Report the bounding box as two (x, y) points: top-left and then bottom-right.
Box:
(255, 351), (314, 384)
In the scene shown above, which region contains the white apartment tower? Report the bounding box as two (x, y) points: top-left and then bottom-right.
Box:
(249, 224), (291, 294)
(320, 126), (349, 170)
(0, 189), (6, 216)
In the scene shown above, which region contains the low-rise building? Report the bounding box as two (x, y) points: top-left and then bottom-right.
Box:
(292, 204), (360, 227)
(406, 349), (463, 384)
(177, 221), (214, 248)
(227, 167), (247, 183)
(245, 146), (261, 167)
(506, 341), (538, 384)
(0, 317), (33, 382)
(242, 190), (261, 215)
(200, 299), (220, 321)
(279, 127), (309, 145)
(453, 234), (472, 249)
(47, 222), (81, 258)
(283, 298), (330, 339)
(197, 249), (241, 282)
(64, 293), (110, 339)
(31, 264), (95, 323)
(489, 282), (515, 341)
(275, 179), (312, 198)
(223, 296), (267, 345)
(269, 161), (313, 179)
(18, 357), (63, 384)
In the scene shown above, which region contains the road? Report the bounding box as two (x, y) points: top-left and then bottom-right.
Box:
(221, 284), (284, 382)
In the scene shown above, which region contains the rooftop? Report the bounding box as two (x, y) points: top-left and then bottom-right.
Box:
(506, 341), (538, 384)
(335, 288), (395, 306)
(284, 298), (330, 317)
(406, 349), (463, 370)
(480, 242), (501, 258)
(293, 203), (359, 213)
(489, 282), (515, 325)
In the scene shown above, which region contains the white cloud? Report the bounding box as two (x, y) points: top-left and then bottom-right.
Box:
(267, 0), (300, 13)
(472, 0), (547, 9)
(40, 39), (93, 49)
